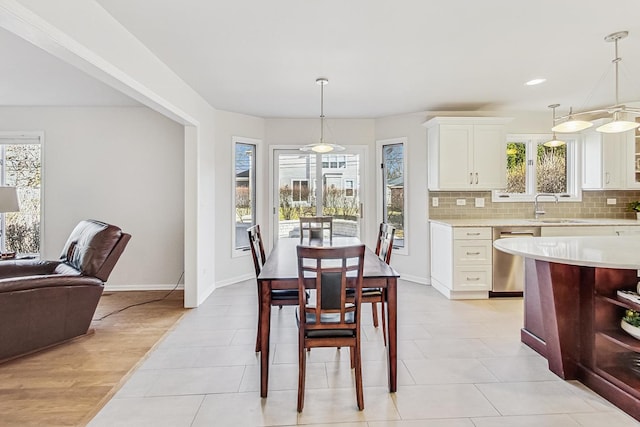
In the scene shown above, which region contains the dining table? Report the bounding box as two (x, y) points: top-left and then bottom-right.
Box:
(257, 236), (400, 397)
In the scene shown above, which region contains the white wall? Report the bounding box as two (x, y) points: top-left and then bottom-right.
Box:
(374, 114), (429, 283)
(0, 106), (185, 287)
(213, 109), (265, 286)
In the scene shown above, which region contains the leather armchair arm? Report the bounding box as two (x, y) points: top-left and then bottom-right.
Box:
(0, 260), (60, 279)
(0, 274), (104, 293)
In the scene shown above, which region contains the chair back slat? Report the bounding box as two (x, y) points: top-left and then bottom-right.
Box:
(247, 224), (266, 276)
(375, 223), (396, 265)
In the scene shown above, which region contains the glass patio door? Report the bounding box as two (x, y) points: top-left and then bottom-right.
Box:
(273, 149), (362, 241)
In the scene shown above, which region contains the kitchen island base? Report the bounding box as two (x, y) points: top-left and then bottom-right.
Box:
(521, 258), (640, 421)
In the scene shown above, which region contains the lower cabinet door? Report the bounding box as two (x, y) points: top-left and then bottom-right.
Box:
(453, 266), (492, 291)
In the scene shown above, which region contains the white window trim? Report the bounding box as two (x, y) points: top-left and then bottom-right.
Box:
(231, 136), (262, 258)
(376, 137), (408, 256)
(492, 133), (582, 203)
(0, 131), (44, 256)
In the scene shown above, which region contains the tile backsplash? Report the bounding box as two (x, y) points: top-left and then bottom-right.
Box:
(429, 190), (640, 220)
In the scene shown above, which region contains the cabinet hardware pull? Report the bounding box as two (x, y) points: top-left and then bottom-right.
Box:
(469, 173), (473, 184)
(475, 172), (479, 184)
(466, 251), (481, 255)
(605, 172), (610, 184)
(466, 277), (480, 281)
(466, 232), (480, 236)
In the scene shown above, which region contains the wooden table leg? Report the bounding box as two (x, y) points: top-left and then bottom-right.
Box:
(260, 281), (271, 397)
(386, 277), (397, 392)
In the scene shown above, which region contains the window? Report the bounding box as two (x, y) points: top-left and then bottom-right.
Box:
(322, 155), (346, 169)
(291, 179), (310, 203)
(0, 134), (42, 256)
(233, 137), (259, 252)
(493, 134), (580, 201)
(378, 137), (407, 252)
(344, 179), (354, 197)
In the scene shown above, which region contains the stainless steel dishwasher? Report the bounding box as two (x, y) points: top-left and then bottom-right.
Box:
(491, 226), (541, 295)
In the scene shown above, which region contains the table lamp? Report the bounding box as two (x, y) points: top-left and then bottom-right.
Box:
(0, 187), (19, 258)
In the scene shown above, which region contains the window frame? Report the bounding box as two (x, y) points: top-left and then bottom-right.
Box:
(0, 131), (44, 257)
(232, 136), (261, 257)
(492, 133), (582, 202)
(291, 178), (310, 204)
(376, 137), (408, 255)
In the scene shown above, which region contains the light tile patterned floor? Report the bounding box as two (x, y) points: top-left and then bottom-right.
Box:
(89, 280), (640, 426)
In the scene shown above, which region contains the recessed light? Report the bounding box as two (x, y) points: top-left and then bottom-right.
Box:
(525, 78), (546, 86)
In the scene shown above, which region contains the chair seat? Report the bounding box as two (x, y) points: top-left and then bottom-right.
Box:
(296, 307), (356, 337)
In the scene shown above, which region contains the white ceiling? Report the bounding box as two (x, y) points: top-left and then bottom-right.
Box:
(4, 0), (640, 119)
(0, 27), (138, 107)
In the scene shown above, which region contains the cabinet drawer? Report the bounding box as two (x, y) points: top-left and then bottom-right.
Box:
(453, 266), (492, 291)
(453, 227), (491, 240)
(454, 240), (492, 264)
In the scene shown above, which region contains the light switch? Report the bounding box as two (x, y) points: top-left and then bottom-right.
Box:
(607, 198), (617, 205)
(475, 198), (485, 208)
(456, 199), (466, 206)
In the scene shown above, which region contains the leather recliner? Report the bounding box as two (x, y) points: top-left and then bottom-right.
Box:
(0, 219), (131, 362)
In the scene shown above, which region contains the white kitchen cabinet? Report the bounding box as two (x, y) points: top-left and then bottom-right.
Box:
(582, 129), (630, 189)
(424, 117), (511, 191)
(627, 122), (640, 188)
(430, 222), (491, 299)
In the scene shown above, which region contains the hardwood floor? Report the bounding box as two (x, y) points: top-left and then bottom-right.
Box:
(0, 290), (187, 427)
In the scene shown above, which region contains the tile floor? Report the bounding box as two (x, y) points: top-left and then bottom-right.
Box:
(89, 280), (640, 426)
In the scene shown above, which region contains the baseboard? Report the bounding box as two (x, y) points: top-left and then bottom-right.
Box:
(104, 284), (184, 292)
(398, 273), (429, 285)
(216, 273), (253, 289)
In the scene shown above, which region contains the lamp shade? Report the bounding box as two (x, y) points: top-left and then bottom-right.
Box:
(0, 187), (20, 213)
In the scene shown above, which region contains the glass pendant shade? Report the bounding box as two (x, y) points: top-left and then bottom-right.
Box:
(300, 143), (344, 153)
(595, 112), (640, 133)
(552, 119), (594, 133)
(543, 136), (565, 148)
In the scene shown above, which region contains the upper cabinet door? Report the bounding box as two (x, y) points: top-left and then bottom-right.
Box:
(425, 117), (511, 191)
(583, 130), (631, 189)
(437, 124), (474, 189)
(473, 124), (507, 190)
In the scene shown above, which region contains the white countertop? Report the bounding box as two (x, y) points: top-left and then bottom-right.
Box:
(493, 236), (640, 269)
(430, 218), (640, 227)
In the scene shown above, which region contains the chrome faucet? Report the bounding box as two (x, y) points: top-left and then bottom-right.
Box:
(534, 193), (559, 219)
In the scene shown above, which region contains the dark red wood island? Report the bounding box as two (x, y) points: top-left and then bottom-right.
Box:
(494, 235), (640, 421)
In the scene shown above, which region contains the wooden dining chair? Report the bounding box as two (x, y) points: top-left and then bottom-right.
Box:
(363, 223), (395, 345)
(299, 216), (333, 244)
(296, 244), (366, 412)
(247, 225), (300, 353)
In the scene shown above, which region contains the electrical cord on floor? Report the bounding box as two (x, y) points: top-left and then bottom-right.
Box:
(93, 271), (185, 321)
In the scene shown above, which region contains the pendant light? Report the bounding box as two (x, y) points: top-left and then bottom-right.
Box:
(552, 31), (640, 134)
(300, 78), (345, 153)
(544, 104), (566, 147)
